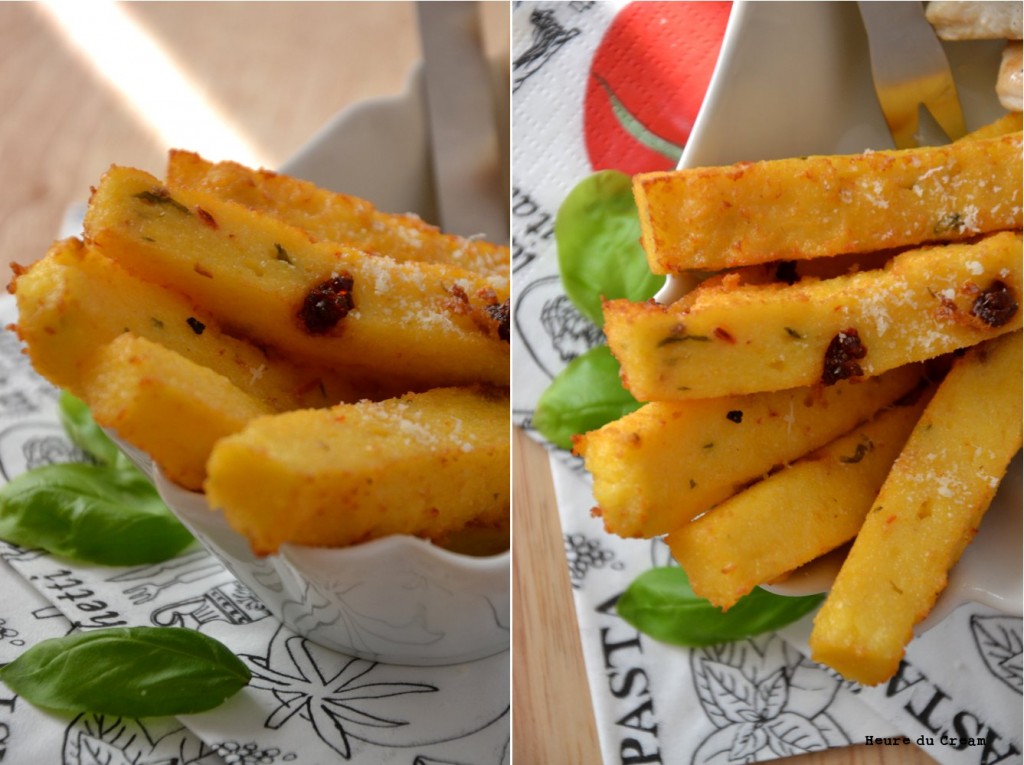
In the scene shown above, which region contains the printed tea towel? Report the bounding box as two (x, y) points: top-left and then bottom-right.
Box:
(0, 292), (510, 763)
(511, 2), (1023, 764)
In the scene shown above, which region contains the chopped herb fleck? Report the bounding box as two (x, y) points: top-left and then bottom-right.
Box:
(274, 243), (293, 265)
(689, 478), (697, 489)
(150, 318), (164, 330)
(726, 410), (743, 424)
(134, 189), (189, 215)
(934, 211), (964, 235)
(839, 438), (873, 464)
(785, 327), (805, 340)
(186, 317), (206, 335)
(657, 334), (709, 347)
(703, 442), (714, 450)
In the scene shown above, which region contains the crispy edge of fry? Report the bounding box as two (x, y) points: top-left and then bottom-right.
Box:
(166, 150), (510, 279)
(962, 111), (1023, 141)
(809, 332), (1023, 685)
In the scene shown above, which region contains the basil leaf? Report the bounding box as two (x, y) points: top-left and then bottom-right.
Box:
(617, 567), (823, 647)
(555, 170), (664, 326)
(0, 626), (249, 716)
(57, 392), (132, 470)
(0, 463), (193, 565)
(533, 345), (642, 450)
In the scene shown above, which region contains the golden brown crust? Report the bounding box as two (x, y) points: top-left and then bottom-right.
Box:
(633, 134), (1023, 273)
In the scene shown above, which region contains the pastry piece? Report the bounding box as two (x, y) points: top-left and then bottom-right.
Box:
(926, 1), (1022, 40)
(998, 41), (1023, 112)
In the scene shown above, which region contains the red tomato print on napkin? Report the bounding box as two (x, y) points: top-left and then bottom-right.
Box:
(584, 2), (731, 174)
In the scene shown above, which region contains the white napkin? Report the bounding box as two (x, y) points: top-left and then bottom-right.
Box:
(511, 2), (1023, 763)
(0, 295), (509, 764)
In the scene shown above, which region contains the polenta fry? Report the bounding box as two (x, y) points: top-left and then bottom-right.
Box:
(83, 333), (273, 491)
(667, 389), (931, 610)
(574, 364), (924, 539)
(205, 386), (510, 555)
(605, 231), (1021, 401)
(10, 238), (371, 410)
(634, 132), (1022, 273)
(84, 166), (510, 388)
(166, 150), (510, 279)
(809, 332), (1023, 685)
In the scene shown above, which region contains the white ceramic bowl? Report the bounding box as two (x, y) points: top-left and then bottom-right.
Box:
(113, 67), (510, 666)
(154, 470), (509, 666)
(661, 1), (1021, 626)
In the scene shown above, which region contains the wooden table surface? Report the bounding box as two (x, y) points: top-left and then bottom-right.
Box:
(4, 3), (936, 763)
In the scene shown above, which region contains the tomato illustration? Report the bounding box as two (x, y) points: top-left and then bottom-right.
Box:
(584, 2), (731, 174)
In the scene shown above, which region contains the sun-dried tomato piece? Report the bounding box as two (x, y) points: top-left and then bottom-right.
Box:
(713, 326), (736, 344)
(486, 299), (510, 342)
(298, 274), (355, 335)
(822, 328), (867, 385)
(970, 280), (1018, 328)
(194, 207), (218, 229)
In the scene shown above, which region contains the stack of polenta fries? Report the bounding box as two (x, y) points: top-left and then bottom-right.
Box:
(10, 151), (510, 557)
(575, 115), (1023, 685)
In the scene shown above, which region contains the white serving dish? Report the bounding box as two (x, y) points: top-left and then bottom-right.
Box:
(662, 1), (1021, 626)
(155, 470), (510, 666)
(125, 67), (510, 666)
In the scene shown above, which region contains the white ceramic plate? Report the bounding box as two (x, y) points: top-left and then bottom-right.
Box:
(662, 1), (1020, 628)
